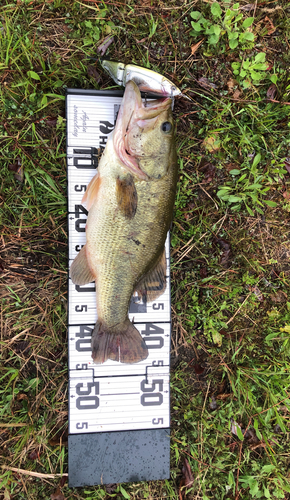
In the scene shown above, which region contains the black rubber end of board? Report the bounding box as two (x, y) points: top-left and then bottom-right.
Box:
(68, 428), (170, 487)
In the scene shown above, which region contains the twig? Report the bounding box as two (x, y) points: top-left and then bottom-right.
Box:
(226, 291), (252, 325)
(2, 465), (68, 479)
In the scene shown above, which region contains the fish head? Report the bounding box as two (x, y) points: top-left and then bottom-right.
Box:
(113, 80), (175, 180)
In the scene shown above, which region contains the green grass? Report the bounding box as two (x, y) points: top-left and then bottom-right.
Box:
(1, 0), (290, 499)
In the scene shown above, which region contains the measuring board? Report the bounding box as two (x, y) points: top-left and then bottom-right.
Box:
(66, 88), (171, 487)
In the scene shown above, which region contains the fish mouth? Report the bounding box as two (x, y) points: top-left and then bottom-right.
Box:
(113, 81), (171, 179)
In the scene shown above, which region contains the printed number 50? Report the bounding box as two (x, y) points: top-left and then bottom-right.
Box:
(140, 379), (163, 406)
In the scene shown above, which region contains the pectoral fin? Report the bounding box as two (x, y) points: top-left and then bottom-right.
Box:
(82, 172), (101, 211)
(70, 245), (95, 285)
(135, 247), (167, 302)
(116, 174), (138, 219)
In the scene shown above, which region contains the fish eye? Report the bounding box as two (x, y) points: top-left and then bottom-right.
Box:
(161, 121), (172, 133)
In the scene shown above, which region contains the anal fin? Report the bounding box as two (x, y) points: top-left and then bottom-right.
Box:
(70, 245), (95, 285)
(135, 247), (167, 303)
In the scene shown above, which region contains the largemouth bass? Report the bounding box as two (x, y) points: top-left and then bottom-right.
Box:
(70, 80), (178, 364)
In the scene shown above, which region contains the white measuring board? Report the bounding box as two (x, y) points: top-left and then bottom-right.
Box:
(66, 88), (171, 487)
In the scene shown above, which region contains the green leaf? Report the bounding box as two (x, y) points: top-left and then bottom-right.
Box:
(190, 11), (201, 20)
(243, 60), (250, 69)
(264, 488), (271, 499)
(242, 17), (254, 28)
(255, 52), (266, 63)
(41, 95), (47, 107)
(252, 153), (261, 168)
(236, 425), (244, 441)
(254, 63), (268, 71)
(212, 329), (222, 346)
(240, 69), (247, 78)
(27, 70), (40, 80)
(217, 191), (230, 200)
(241, 31), (255, 41)
(251, 70), (263, 80)
(262, 464), (276, 473)
(235, 13), (243, 22)
(232, 62), (240, 70)
(245, 204), (254, 216)
(249, 480), (259, 496)
(264, 200), (277, 207)
(228, 31), (239, 39)
(229, 169), (240, 175)
(119, 485), (131, 499)
(242, 79), (251, 88)
(225, 8), (235, 19)
(208, 34), (220, 44)
(265, 332), (279, 343)
(211, 2), (222, 17)
(228, 195), (242, 202)
(191, 21), (203, 32)
(213, 24), (221, 36)
(229, 39), (238, 49)
(270, 74), (278, 84)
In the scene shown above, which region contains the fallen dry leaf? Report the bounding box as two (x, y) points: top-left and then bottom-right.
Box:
(230, 419), (242, 437)
(193, 363), (205, 375)
(191, 38), (204, 56)
(28, 449), (41, 461)
(267, 83), (277, 100)
(8, 157), (23, 182)
(240, 3), (255, 11)
(198, 77), (217, 90)
(200, 162), (216, 183)
(209, 396), (217, 410)
(233, 88), (242, 100)
(263, 16), (276, 35)
(284, 158), (290, 174)
(97, 35), (114, 56)
(203, 135), (220, 152)
(50, 487), (65, 500)
(179, 458), (194, 498)
(283, 191), (290, 201)
(270, 290), (287, 303)
(87, 65), (101, 83)
(216, 393), (232, 400)
(227, 78), (236, 91)
(251, 286), (264, 302)
(213, 237), (232, 267)
(45, 116), (58, 127)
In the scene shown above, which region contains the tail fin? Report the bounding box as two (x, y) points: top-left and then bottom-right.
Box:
(91, 319), (148, 364)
